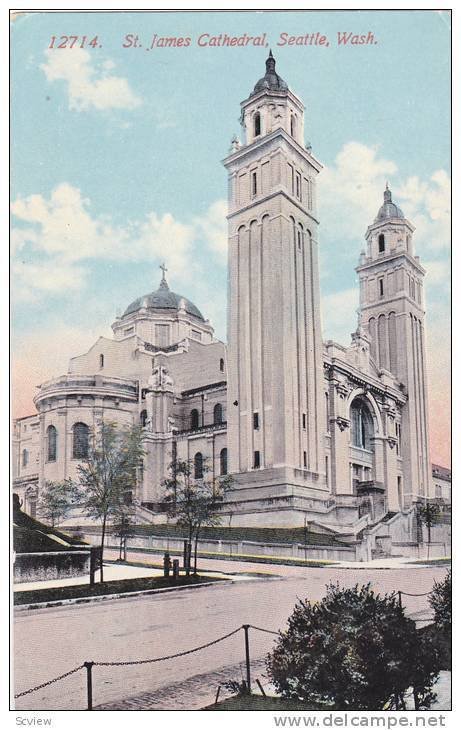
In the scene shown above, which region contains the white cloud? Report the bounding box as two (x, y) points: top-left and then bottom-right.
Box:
(11, 183), (227, 301)
(194, 200), (228, 261)
(395, 170), (451, 253)
(319, 142), (398, 238)
(41, 48), (141, 111)
(134, 212), (196, 277)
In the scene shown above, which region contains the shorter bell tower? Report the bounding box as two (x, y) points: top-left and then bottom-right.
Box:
(356, 185), (431, 505)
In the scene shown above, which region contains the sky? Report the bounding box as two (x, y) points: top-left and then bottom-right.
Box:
(10, 9), (451, 464)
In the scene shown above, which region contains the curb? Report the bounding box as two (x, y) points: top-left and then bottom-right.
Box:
(14, 579), (230, 612)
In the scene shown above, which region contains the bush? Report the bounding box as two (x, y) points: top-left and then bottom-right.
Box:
(267, 583), (441, 711)
(429, 570), (451, 635)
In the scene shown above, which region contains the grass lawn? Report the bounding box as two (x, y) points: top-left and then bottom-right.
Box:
(14, 574), (222, 606)
(80, 522), (346, 548)
(408, 558), (451, 566)
(203, 695), (325, 711)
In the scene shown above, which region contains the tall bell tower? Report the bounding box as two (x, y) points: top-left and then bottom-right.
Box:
(224, 52), (327, 513)
(356, 185), (431, 504)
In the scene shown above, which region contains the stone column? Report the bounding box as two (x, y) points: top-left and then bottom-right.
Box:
(329, 378), (351, 494)
(382, 403), (399, 512)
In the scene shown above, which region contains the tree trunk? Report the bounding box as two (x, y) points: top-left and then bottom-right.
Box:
(100, 513), (107, 583)
(193, 528), (200, 575)
(185, 526), (193, 577)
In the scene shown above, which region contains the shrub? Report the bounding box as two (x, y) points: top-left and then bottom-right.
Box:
(429, 570), (451, 635)
(267, 582), (441, 710)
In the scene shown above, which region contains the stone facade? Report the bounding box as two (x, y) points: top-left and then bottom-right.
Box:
(12, 54), (449, 534)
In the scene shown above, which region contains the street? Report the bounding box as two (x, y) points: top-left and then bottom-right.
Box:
(14, 560), (449, 711)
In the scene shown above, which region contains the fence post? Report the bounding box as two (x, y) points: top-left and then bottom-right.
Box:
(243, 624), (251, 693)
(398, 591), (402, 610)
(89, 548), (95, 586)
(84, 661), (94, 710)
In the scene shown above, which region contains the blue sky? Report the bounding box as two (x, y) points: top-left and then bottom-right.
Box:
(11, 10), (451, 461)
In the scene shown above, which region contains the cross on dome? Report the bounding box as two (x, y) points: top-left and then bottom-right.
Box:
(159, 262), (169, 289)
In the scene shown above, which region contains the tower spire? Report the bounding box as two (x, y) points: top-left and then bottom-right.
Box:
(266, 49), (276, 73)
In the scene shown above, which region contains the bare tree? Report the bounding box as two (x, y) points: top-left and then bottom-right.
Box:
(161, 458), (233, 575)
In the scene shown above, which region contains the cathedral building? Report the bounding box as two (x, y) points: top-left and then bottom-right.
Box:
(13, 54), (441, 536)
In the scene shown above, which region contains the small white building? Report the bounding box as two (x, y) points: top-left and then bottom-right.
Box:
(432, 464), (451, 504)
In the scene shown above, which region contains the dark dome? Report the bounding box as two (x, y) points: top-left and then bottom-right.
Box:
(375, 186), (405, 221)
(123, 276), (205, 321)
(250, 51), (288, 97)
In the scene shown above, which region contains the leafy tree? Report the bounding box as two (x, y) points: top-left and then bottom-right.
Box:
(37, 479), (81, 527)
(161, 458), (233, 575)
(77, 421), (145, 582)
(429, 570), (451, 635)
(417, 501), (440, 555)
(267, 582), (441, 711)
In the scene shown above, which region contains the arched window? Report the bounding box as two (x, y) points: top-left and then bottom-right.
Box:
(73, 422), (89, 459)
(254, 112), (261, 137)
(378, 233), (385, 253)
(22, 449), (29, 467)
(214, 403), (223, 424)
(368, 317), (377, 362)
(290, 114), (296, 137)
(194, 452), (203, 479)
(190, 409), (199, 430)
(140, 409), (148, 427)
(220, 448), (228, 476)
(47, 425), (57, 462)
(219, 358), (224, 373)
(99, 353), (104, 369)
(297, 224), (303, 250)
(378, 313), (388, 369)
(350, 399), (373, 450)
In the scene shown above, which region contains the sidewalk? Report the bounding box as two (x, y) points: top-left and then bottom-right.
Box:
(14, 562), (164, 592)
(104, 548), (450, 573)
(334, 556), (451, 570)
(96, 664), (451, 712)
(14, 560), (258, 594)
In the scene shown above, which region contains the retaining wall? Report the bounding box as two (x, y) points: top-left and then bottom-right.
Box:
(82, 532), (358, 562)
(14, 550), (91, 583)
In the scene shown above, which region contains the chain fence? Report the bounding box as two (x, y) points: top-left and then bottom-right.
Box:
(397, 589), (433, 623)
(14, 623), (280, 708)
(14, 594), (436, 709)
(14, 664), (85, 699)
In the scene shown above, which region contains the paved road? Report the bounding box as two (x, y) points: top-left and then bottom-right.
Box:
(14, 562), (448, 711)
